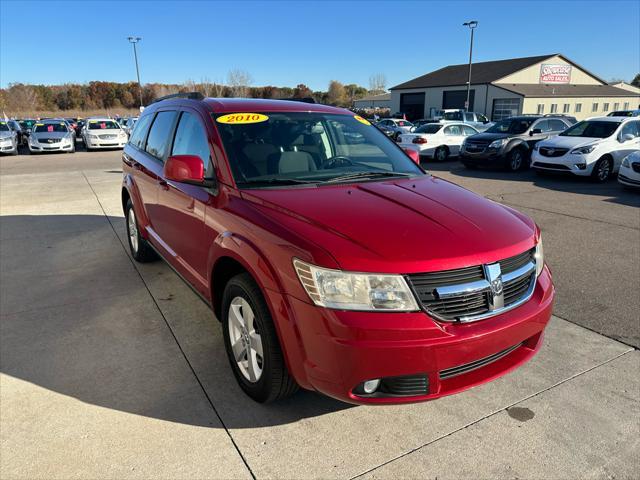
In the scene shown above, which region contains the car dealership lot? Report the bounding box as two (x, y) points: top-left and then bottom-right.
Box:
(1, 150), (638, 479)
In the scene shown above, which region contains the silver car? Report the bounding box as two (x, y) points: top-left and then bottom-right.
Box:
(28, 120), (76, 154)
(81, 118), (128, 150)
(0, 120), (18, 155)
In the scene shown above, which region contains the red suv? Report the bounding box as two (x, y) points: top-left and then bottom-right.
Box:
(122, 94), (554, 404)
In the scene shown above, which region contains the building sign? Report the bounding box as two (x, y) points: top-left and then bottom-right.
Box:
(539, 64), (572, 84)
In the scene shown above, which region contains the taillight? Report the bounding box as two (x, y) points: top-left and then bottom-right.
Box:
(413, 137), (428, 144)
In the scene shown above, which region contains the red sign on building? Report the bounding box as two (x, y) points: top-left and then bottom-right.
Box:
(539, 64), (572, 84)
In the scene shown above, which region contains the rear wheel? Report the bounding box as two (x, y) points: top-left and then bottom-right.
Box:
(435, 146), (449, 162)
(591, 157), (612, 183)
(125, 199), (157, 262)
(222, 273), (298, 403)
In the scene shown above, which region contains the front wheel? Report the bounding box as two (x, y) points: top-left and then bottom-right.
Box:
(222, 273), (298, 403)
(506, 148), (526, 172)
(591, 157), (612, 183)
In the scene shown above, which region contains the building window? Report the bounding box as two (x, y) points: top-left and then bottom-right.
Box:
(563, 104), (570, 113)
(592, 103), (599, 112)
(537, 104), (544, 114)
(624, 102), (630, 110)
(491, 98), (520, 121)
(550, 104), (558, 113)
(603, 103), (610, 112)
(575, 103), (582, 113)
(613, 103), (619, 111)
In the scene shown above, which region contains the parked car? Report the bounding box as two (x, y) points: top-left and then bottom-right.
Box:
(411, 119), (439, 130)
(121, 116), (138, 137)
(18, 119), (37, 143)
(618, 151), (640, 189)
(397, 122), (478, 161)
(607, 109), (640, 117)
(121, 95), (553, 405)
(438, 109), (494, 132)
(7, 120), (24, 145)
(0, 120), (19, 155)
(460, 115), (573, 171)
(531, 117), (640, 182)
(375, 118), (414, 139)
(28, 120), (76, 154)
(81, 118), (128, 151)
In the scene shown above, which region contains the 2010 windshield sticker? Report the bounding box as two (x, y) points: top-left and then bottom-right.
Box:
(354, 115), (371, 126)
(217, 113), (269, 125)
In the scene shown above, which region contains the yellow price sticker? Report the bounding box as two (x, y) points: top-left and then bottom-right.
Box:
(217, 113), (269, 125)
(35, 123), (44, 126)
(354, 115), (371, 126)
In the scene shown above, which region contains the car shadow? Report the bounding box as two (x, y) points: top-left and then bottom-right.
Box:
(424, 160), (640, 208)
(0, 214), (354, 429)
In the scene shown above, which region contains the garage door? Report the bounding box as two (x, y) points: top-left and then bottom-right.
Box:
(492, 98), (520, 121)
(443, 90), (475, 110)
(400, 93), (425, 121)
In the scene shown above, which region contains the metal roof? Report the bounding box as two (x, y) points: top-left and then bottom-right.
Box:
(493, 83), (640, 98)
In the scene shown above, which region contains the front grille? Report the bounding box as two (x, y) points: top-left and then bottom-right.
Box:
(539, 147), (569, 157)
(532, 161), (570, 170)
(407, 248), (535, 322)
(464, 140), (489, 153)
(439, 342), (523, 379)
(632, 162), (640, 174)
(99, 134), (117, 140)
(40, 137), (61, 143)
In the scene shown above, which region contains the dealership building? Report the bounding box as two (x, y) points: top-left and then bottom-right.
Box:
(390, 54), (640, 121)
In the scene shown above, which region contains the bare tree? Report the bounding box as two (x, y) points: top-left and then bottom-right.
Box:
(6, 83), (39, 112)
(227, 69), (253, 98)
(368, 73), (387, 94)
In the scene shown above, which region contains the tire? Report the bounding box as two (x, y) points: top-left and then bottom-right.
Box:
(462, 161), (477, 169)
(222, 272), (298, 403)
(506, 148), (525, 172)
(124, 199), (157, 262)
(434, 146), (449, 162)
(591, 156), (612, 183)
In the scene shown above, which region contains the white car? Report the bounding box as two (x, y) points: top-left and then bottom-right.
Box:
(122, 116), (138, 137)
(82, 118), (128, 151)
(531, 117), (640, 182)
(28, 120), (75, 154)
(0, 120), (18, 155)
(397, 122), (478, 161)
(618, 150), (640, 189)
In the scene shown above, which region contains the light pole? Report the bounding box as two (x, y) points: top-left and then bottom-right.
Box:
(462, 21), (478, 112)
(127, 36), (143, 109)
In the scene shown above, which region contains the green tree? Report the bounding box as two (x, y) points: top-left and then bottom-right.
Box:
(632, 73), (640, 88)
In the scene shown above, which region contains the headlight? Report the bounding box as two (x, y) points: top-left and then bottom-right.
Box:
(489, 138), (506, 149)
(88, 134), (99, 139)
(570, 145), (595, 154)
(293, 259), (419, 311)
(622, 155), (631, 168)
(534, 236), (544, 277)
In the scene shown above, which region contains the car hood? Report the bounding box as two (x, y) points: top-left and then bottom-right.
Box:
(537, 135), (599, 149)
(241, 175), (537, 273)
(32, 131), (69, 139)
(0, 133), (13, 140)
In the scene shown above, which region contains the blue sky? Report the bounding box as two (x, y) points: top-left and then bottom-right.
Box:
(1, 0), (638, 90)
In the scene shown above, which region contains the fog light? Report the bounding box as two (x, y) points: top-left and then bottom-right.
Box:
(363, 379), (381, 394)
(574, 163), (587, 170)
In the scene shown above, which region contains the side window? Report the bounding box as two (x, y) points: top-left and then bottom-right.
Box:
(145, 111), (178, 161)
(534, 120), (550, 132)
(464, 112), (474, 122)
(445, 125), (462, 136)
(462, 125), (477, 136)
(171, 112), (211, 165)
(549, 119), (567, 132)
(128, 114), (152, 150)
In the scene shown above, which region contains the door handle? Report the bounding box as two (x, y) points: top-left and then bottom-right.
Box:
(158, 179), (169, 190)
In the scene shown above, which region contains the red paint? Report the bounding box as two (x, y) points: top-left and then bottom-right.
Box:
(164, 155), (204, 184)
(122, 98), (555, 404)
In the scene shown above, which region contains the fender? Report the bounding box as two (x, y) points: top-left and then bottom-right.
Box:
(208, 232), (313, 389)
(504, 138), (530, 155)
(122, 173), (152, 240)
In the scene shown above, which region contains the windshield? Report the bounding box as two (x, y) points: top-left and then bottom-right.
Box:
(560, 121), (620, 138)
(88, 120), (121, 130)
(486, 118), (534, 135)
(442, 111), (463, 121)
(34, 122), (68, 133)
(416, 124), (443, 134)
(0, 122), (9, 132)
(214, 112), (424, 188)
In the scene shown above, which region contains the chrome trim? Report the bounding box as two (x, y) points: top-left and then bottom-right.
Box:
(502, 261), (535, 282)
(435, 279), (489, 299)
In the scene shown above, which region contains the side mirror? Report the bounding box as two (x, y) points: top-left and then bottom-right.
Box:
(403, 148), (421, 165)
(620, 133), (634, 143)
(530, 128), (542, 136)
(164, 154), (208, 186)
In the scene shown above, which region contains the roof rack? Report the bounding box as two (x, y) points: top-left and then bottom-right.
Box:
(151, 92), (205, 104)
(279, 97), (317, 104)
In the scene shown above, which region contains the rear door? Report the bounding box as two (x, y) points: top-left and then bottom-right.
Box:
(526, 120), (550, 148)
(154, 109), (212, 289)
(443, 124), (465, 154)
(612, 121), (640, 168)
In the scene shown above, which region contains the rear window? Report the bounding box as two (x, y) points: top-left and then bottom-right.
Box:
(34, 122), (67, 133)
(442, 111), (463, 121)
(416, 124), (443, 134)
(88, 120), (120, 130)
(560, 121), (620, 138)
(396, 120), (412, 127)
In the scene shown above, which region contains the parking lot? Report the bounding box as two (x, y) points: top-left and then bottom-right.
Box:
(1, 148), (638, 479)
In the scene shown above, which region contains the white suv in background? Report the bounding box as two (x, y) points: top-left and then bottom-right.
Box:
(531, 117), (640, 182)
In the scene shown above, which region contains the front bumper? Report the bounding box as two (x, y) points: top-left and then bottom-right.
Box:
(85, 137), (127, 149)
(29, 140), (74, 152)
(459, 148), (506, 165)
(271, 267), (555, 404)
(530, 151), (594, 176)
(618, 165), (640, 187)
(0, 141), (17, 153)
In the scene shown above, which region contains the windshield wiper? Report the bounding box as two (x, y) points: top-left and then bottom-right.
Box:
(238, 177), (319, 187)
(324, 171), (413, 184)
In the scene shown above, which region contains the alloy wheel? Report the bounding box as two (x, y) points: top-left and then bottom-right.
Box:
(510, 150), (523, 171)
(228, 297), (264, 383)
(597, 159), (611, 181)
(127, 208), (139, 253)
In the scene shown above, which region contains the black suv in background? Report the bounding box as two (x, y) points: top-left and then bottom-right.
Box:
(460, 115), (575, 171)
